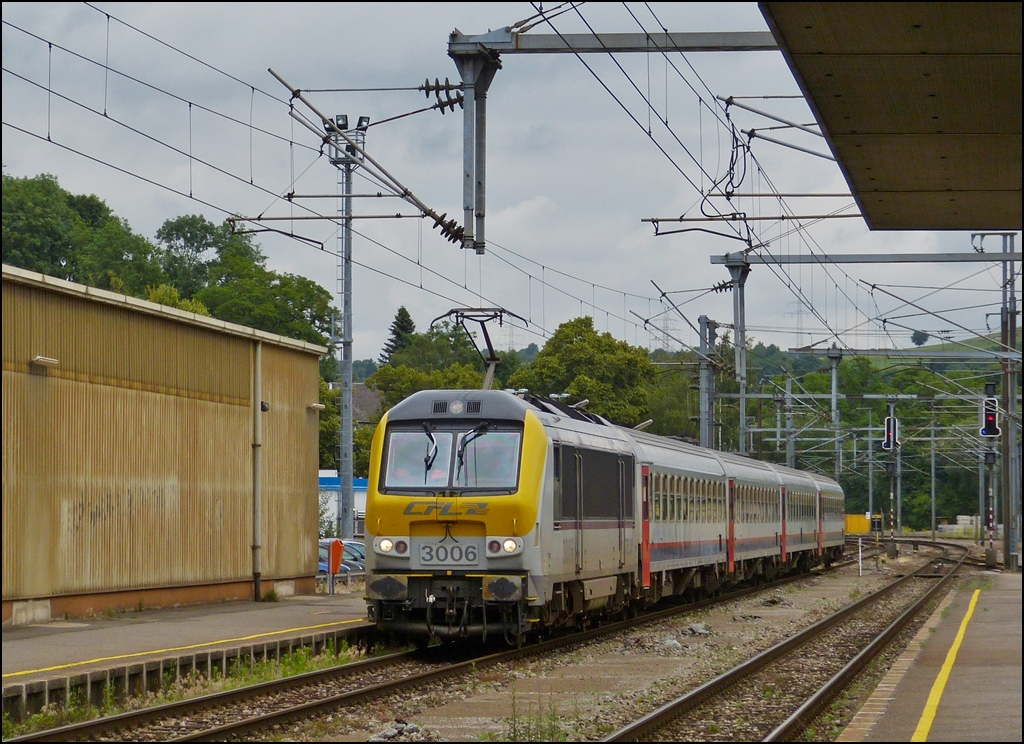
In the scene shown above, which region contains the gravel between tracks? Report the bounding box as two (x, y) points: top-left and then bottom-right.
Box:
(272, 547), (952, 742)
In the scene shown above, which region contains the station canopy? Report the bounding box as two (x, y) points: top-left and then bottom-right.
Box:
(760, 2), (1021, 230)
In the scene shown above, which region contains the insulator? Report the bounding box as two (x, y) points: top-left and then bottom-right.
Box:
(434, 78), (441, 99)
(424, 78), (432, 98)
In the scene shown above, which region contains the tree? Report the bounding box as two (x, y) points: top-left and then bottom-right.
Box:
(379, 307), (416, 364)
(77, 219), (165, 296)
(367, 362), (483, 416)
(389, 321), (482, 373)
(318, 378), (341, 469)
(508, 317), (654, 425)
(3, 173), (102, 280)
(911, 330), (930, 347)
(318, 492), (338, 538)
(154, 214), (223, 298)
(191, 220), (335, 345)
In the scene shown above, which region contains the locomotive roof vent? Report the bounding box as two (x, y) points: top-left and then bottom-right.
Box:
(466, 401), (482, 414)
(432, 400), (449, 414)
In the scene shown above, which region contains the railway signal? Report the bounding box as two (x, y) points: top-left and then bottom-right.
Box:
(980, 396), (1001, 437)
(882, 416), (899, 450)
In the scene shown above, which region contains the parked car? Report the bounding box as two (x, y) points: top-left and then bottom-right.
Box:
(318, 539), (364, 575)
(342, 539), (365, 561)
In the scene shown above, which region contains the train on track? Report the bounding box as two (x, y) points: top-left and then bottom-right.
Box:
(364, 389), (844, 644)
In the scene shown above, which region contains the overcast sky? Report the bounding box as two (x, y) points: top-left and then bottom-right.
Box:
(3, 3), (1018, 363)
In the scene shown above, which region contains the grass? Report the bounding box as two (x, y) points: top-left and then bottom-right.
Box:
(3, 639), (364, 739)
(493, 687), (570, 742)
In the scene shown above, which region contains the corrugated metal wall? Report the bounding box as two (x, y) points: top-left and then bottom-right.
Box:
(260, 344), (320, 579)
(2, 275), (321, 601)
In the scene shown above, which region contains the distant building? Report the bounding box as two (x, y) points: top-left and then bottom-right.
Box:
(328, 381), (381, 424)
(2, 265), (327, 624)
(318, 472), (368, 537)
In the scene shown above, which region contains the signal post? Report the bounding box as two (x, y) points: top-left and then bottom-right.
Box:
(981, 382), (1001, 567)
(882, 400), (900, 558)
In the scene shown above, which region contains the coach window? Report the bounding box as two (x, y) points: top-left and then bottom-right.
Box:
(669, 476), (676, 522)
(675, 476), (682, 522)
(673, 476), (680, 521)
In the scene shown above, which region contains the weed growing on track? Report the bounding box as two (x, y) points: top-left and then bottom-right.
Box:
(495, 688), (568, 742)
(2, 639), (371, 739)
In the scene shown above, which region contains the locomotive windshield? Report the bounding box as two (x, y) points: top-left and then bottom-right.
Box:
(455, 430), (520, 489)
(382, 425), (521, 492)
(384, 430), (453, 488)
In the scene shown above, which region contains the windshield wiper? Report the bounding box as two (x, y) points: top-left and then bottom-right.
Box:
(455, 422), (490, 484)
(422, 422), (438, 483)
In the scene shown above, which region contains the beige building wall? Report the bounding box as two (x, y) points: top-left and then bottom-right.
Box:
(1, 266), (325, 620)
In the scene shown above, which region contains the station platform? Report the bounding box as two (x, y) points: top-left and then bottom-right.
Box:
(839, 569), (1022, 742)
(2, 587), (371, 719)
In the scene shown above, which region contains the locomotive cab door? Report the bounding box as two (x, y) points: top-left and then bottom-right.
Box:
(558, 445), (584, 574)
(617, 457), (628, 568)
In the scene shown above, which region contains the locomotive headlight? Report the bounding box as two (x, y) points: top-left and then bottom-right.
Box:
(373, 536), (409, 558)
(486, 536), (523, 557)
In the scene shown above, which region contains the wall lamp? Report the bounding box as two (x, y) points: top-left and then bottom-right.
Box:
(309, 403), (326, 411)
(30, 356), (59, 367)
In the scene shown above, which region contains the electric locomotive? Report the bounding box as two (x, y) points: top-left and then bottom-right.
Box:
(364, 389), (843, 644)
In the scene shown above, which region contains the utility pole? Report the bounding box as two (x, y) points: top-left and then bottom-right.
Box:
(930, 414), (937, 541)
(727, 259), (750, 454)
(785, 376), (795, 469)
(867, 409), (874, 531)
(897, 439), (903, 534)
(698, 315), (718, 449)
(828, 344), (842, 481)
(328, 114), (368, 540)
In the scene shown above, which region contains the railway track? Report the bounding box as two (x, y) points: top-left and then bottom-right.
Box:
(602, 540), (968, 742)
(8, 551), (877, 743)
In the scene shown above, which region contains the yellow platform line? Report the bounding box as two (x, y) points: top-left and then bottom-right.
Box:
(910, 588), (981, 742)
(2, 617), (366, 680)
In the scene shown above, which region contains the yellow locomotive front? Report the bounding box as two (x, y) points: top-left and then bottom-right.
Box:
(364, 390), (547, 643)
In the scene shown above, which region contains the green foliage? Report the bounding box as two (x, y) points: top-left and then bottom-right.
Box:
(389, 320), (482, 373)
(318, 491), (338, 538)
(508, 317), (654, 425)
(379, 306), (417, 364)
(353, 359), (378, 382)
(911, 330), (930, 347)
(145, 284), (211, 315)
(318, 379), (341, 469)
(354, 424), (375, 478)
(2, 175), (338, 352)
(2, 173), (90, 279)
(192, 219), (334, 345)
(367, 362), (483, 416)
